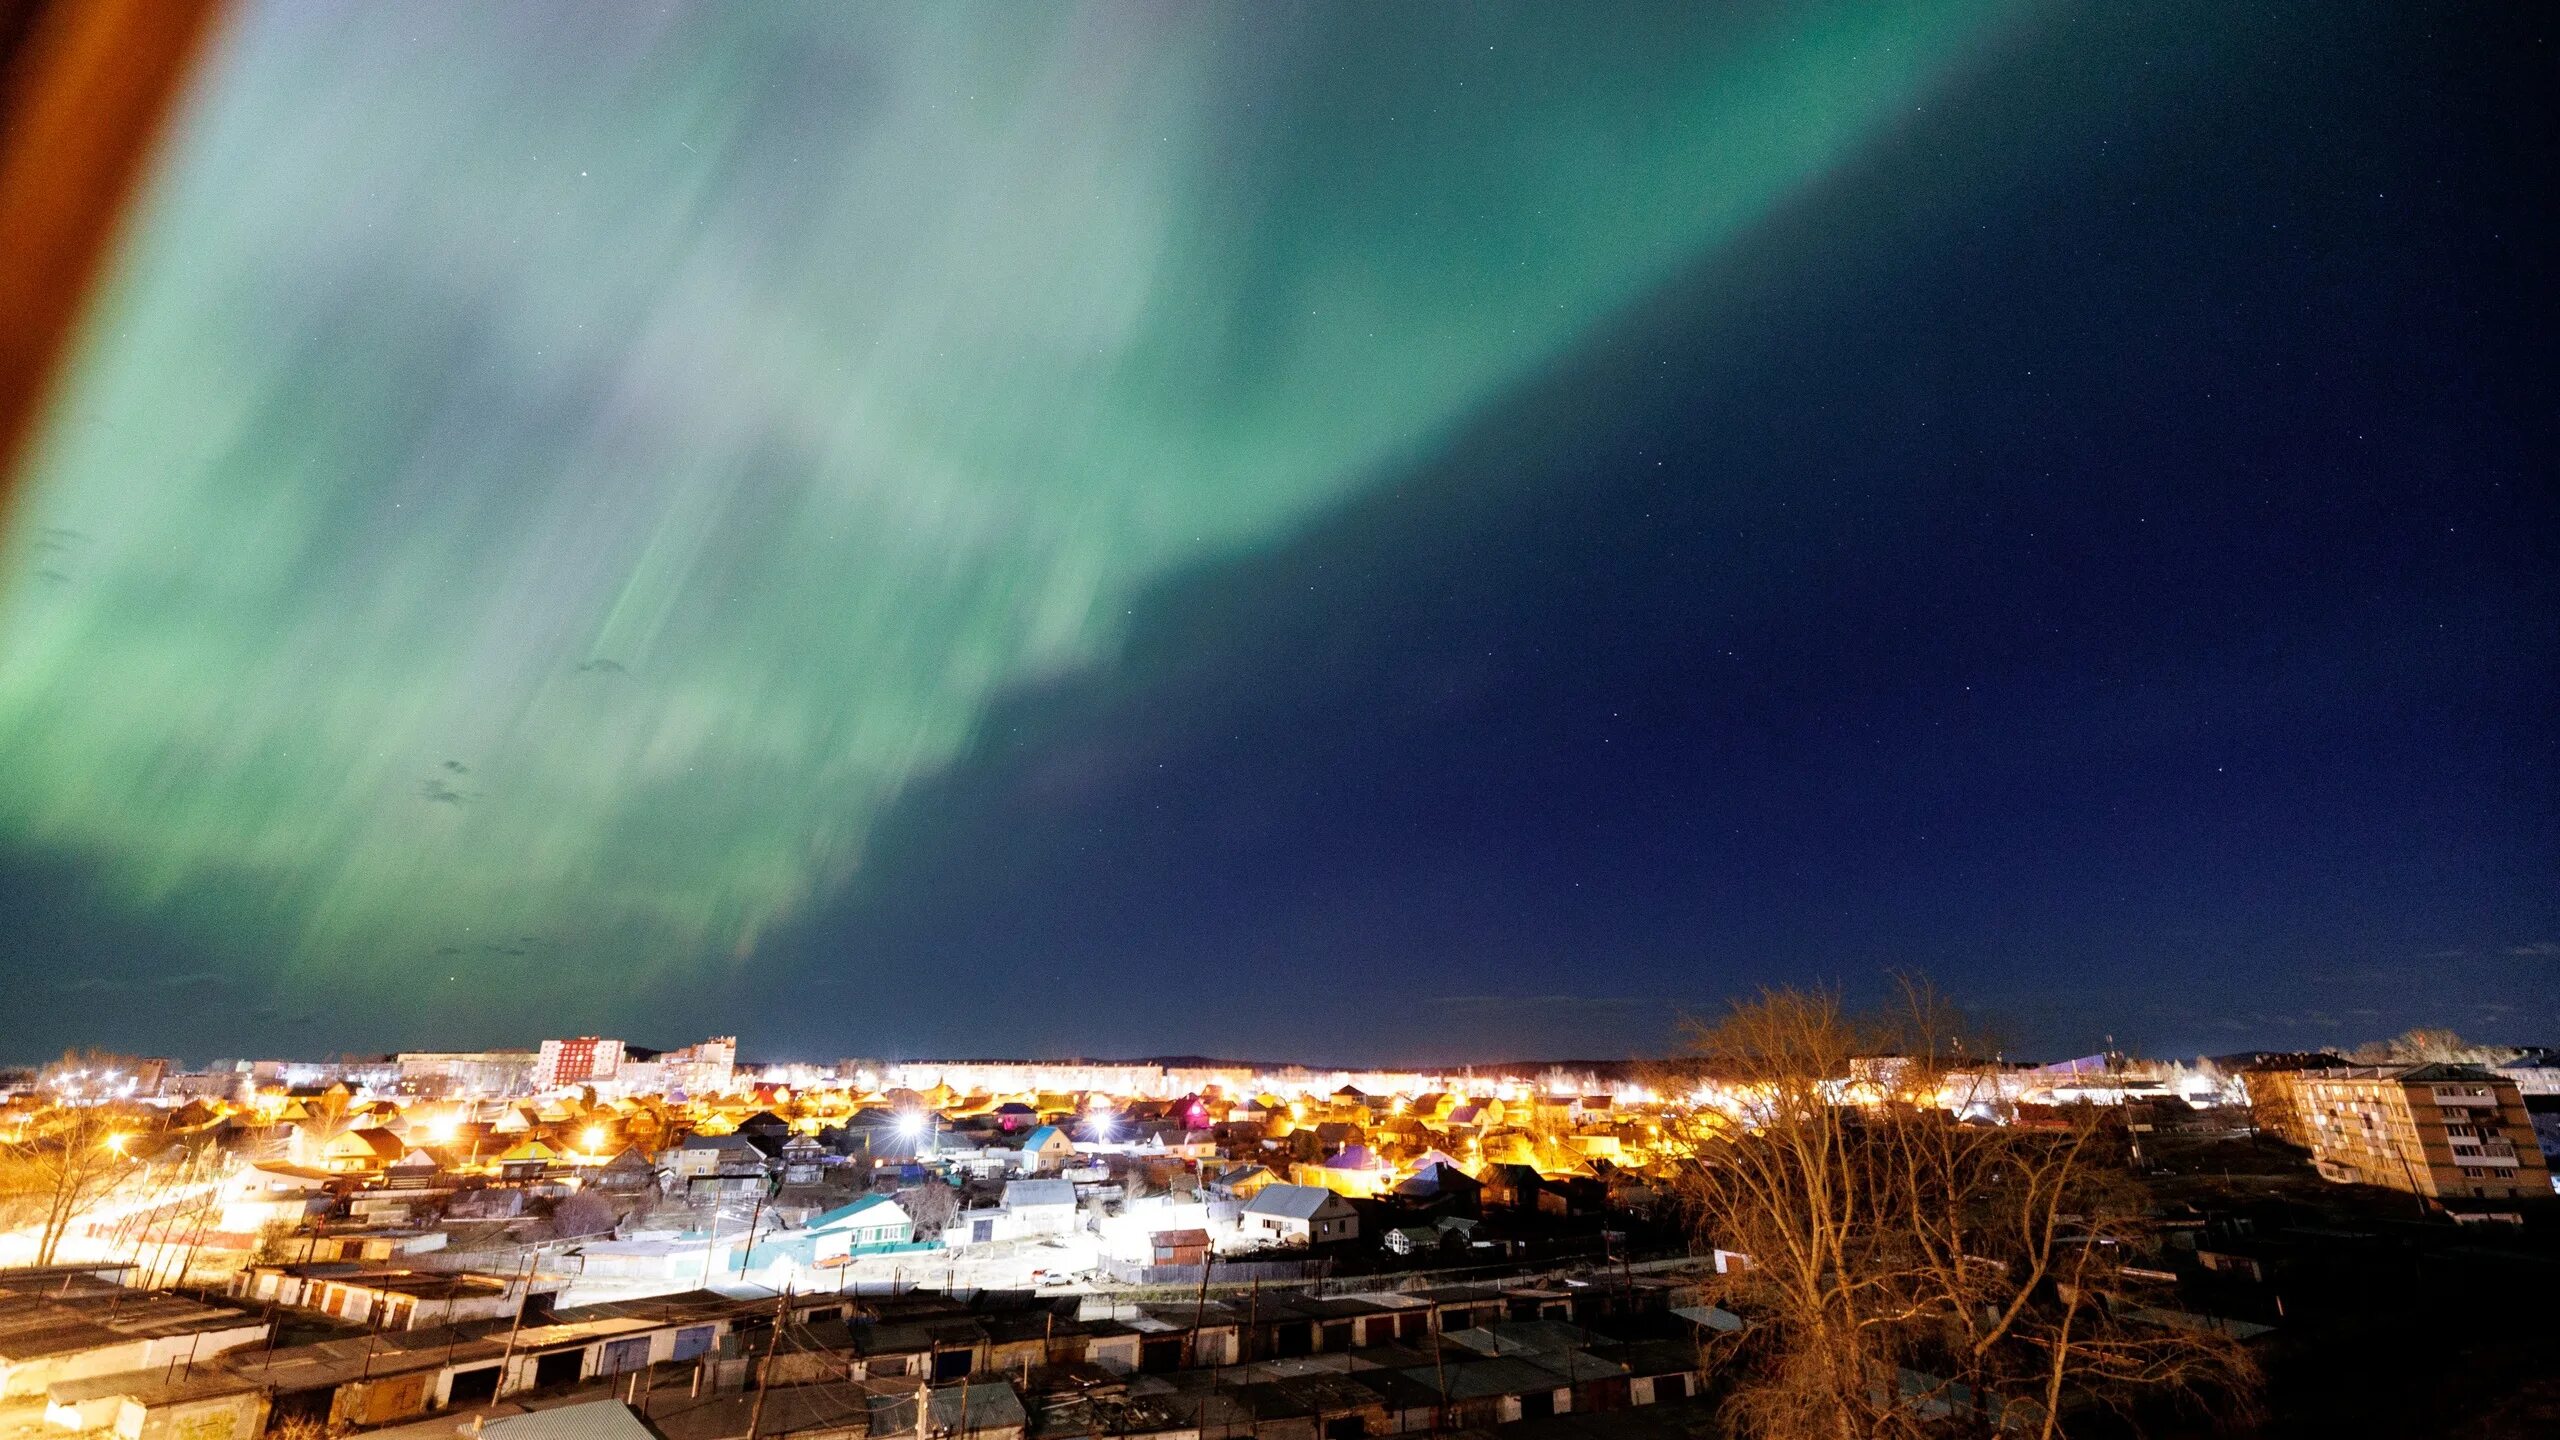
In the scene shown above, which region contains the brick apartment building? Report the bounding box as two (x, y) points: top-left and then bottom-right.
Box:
(532, 1036), (625, 1092)
(2244, 1062), (2551, 1202)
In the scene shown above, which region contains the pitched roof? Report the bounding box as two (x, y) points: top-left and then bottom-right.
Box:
(1003, 1179), (1075, 1209)
(324, 1128), (405, 1159)
(806, 1194), (909, 1232)
(1242, 1184), (1349, 1220)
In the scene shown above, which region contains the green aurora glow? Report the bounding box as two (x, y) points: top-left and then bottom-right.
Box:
(0, 0), (2018, 1029)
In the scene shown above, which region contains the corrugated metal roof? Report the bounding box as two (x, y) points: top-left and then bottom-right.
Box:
(1239, 1184), (1345, 1220)
(481, 1400), (659, 1440)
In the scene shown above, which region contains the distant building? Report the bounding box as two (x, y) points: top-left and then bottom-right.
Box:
(395, 1050), (537, 1098)
(533, 1038), (625, 1092)
(2246, 1063), (2552, 1202)
(666, 1036), (738, 1096)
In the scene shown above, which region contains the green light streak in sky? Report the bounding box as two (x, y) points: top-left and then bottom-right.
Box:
(0, 0), (2015, 1023)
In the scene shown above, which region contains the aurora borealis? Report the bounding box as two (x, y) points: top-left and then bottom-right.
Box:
(2, 1), (2553, 1063)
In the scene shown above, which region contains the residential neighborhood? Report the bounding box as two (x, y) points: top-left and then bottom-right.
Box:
(1, 1032), (2555, 1439)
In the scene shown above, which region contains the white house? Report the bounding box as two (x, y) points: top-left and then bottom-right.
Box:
(1097, 1197), (1215, 1263)
(802, 1195), (915, 1264)
(1239, 1184), (1358, 1246)
(1000, 1179), (1078, 1233)
(948, 1179), (1081, 1247)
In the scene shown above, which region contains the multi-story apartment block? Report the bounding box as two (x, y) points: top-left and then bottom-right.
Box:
(395, 1049), (537, 1098)
(2245, 1062), (2551, 1202)
(532, 1036), (625, 1092)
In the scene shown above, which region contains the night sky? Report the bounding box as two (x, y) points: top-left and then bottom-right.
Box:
(0, 1), (2550, 1066)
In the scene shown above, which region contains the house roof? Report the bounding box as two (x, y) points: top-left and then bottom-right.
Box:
(325, 1128), (405, 1159)
(1242, 1184), (1350, 1220)
(806, 1194), (908, 1232)
(1020, 1125), (1066, 1150)
(1003, 1179), (1075, 1209)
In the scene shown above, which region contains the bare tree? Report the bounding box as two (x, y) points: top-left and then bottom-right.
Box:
(36, 1049), (148, 1103)
(2348, 1027), (2506, 1066)
(1667, 980), (2256, 1440)
(549, 1190), (622, 1239)
(894, 1182), (959, 1238)
(0, 1103), (144, 1265)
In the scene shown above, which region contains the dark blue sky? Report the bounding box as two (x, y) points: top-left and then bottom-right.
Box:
(756, 1), (2557, 1062)
(1, 1), (2551, 1065)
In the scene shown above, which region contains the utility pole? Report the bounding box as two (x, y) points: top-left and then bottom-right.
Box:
(1429, 1307), (1450, 1437)
(492, 1247), (539, 1402)
(739, 1188), (770, 1277)
(743, 1287), (790, 1440)
(1185, 1250), (1215, 1369)
(700, 1196), (725, 1289)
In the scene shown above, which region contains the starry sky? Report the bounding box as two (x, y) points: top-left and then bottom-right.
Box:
(0, 1), (2550, 1066)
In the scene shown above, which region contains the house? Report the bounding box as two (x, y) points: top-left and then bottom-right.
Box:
(733, 1110), (792, 1141)
(947, 1179), (1079, 1248)
(1206, 1164), (1276, 1201)
(1295, 1145), (1392, 1198)
(1392, 1159), (1484, 1215)
(1000, 1179), (1078, 1234)
(494, 1138), (562, 1181)
(803, 1195), (916, 1263)
(1149, 1229), (1211, 1267)
(662, 1133), (775, 1191)
(590, 1146), (659, 1193)
(319, 1128), (406, 1174)
(1240, 1184), (1359, 1246)
(778, 1134), (829, 1183)
(1015, 1125), (1076, 1174)
(381, 1149), (445, 1190)
(1381, 1226), (1439, 1257)
(1479, 1163), (1545, 1210)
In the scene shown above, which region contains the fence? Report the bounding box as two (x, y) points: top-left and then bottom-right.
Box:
(1097, 1256), (1327, 1286)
